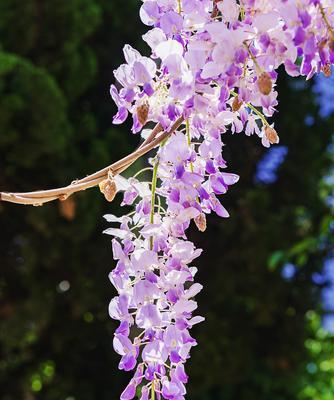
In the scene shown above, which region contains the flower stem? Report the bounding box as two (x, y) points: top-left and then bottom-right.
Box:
(240, 7), (245, 20)
(240, 0), (245, 20)
(177, 0), (182, 14)
(134, 167), (153, 179)
(230, 90), (270, 127)
(150, 158), (159, 250)
(243, 41), (262, 73)
(186, 120), (194, 173)
(151, 381), (155, 400)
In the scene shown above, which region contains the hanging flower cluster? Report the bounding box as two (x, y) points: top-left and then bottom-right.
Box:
(105, 1), (334, 399)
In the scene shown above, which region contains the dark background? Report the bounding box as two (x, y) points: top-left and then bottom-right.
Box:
(1, 1), (334, 399)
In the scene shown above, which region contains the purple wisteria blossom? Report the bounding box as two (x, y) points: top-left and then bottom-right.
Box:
(105, 1), (334, 398)
(111, 0), (334, 145)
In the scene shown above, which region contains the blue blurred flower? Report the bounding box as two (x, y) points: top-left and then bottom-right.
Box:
(255, 146), (288, 184)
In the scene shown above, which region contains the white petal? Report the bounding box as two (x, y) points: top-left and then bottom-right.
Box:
(155, 39), (183, 61)
(103, 228), (133, 239)
(103, 214), (122, 223)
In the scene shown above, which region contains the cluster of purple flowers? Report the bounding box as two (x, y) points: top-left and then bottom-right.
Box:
(111, 0), (334, 145)
(105, 1), (334, 399)
(105, 128), (239, 399)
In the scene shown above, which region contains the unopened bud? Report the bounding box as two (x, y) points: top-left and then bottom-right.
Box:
(257, 72), (272, 96)
(99, 176), (117, 202)
(137, 103), (149, 126)
(232, 96), (243, 112)
(195, 213), (207, 232)
(322, 63), (332, 78)
(265, 126), (279, 145)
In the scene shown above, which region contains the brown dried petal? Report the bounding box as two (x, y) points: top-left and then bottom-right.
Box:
(232, 96), (243, 112)
(137, 103), (149, 126)
(319, 39), (327, 50)
(212, 0), (223, 18)
(195, 213), (207, 232)
(257, 72), (272, 96)
(99, 178), (117, 202)
(322, 63), (332, 78)
(329, 37), (334, 52)
(265, 126), (279, 145)
(59, 197), (76, 221)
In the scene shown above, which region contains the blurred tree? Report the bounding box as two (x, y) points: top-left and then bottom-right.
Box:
(0, 2), (333, 400)
(298, 311), (334, 400)
(0, 1), (143, 399)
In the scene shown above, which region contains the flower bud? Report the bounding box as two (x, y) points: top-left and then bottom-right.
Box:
(257, 72), (272, 96)
(322, 63), (332, 78)
(195, 213), (207, 232)
(232, 96), (243, 112)
(99, 176), (117, 202)
(137, 103), (149, 126)
(265, 126), (279, 145)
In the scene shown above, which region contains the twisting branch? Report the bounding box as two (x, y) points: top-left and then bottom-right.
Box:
(0, 118), (184, 206)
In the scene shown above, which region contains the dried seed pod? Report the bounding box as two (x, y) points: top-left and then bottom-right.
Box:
(322, 63), (332, 78)
(195, 213), (207, 232)
(59, 197), (76, 221)
(257, 72), (272, 96)
(265, 126), (279, 145)
(232, 96), (243, 112)
(137, 103), (149, 126)
(99, 176), (117, 202)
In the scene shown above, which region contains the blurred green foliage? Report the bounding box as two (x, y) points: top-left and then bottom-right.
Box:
(0, 1), (334, 400)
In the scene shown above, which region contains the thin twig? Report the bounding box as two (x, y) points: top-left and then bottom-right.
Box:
(319, 3), (334, 34)
(0, 119), (183, 206)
